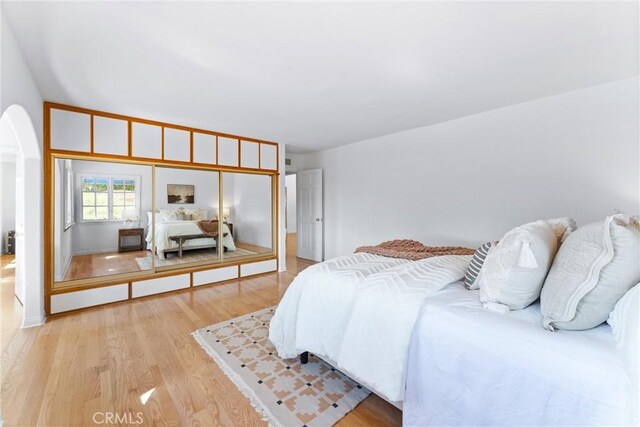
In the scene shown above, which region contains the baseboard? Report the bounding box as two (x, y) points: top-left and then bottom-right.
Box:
(72, 248), (119, 256)
(21, 313), (46, 329)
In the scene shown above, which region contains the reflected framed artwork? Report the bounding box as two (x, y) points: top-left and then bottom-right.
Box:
(167, 184), (194, 204)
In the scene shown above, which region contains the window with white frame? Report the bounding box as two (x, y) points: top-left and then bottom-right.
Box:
(80, 175), (140, 222)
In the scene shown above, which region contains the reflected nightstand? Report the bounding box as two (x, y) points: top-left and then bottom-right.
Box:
(118, 228), (144, 253)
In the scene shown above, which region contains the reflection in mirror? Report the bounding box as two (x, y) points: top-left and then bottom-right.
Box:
(222, 172), (274, 261)
(54, 158), (153, 283)
(151, 167), (222, 270)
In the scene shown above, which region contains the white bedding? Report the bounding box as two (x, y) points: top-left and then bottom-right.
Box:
(147, 220), (236, 257)
(269, 253), (472, 403)
(404, 283), (639, 426)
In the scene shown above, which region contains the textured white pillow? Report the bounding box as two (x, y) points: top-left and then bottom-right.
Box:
(608, 284), (639, 394)
(159, 208), (180, 222)
(478, 218), (574, 312)
(184, 208), (207, 221)
(541, 214), (640, 331)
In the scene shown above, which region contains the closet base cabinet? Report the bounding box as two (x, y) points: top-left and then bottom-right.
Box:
(50, 284), (129, 314)
(132, 274), (190, 298)
(240, 259), (278, 277)
(193, 266), (238, 286)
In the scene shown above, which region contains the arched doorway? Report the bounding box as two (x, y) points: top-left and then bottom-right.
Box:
(0, 104), (44, 328)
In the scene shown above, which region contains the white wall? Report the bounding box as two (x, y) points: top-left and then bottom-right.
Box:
(1, 13), (46, 327)
(1, 14), (43, 146)
(301, 77), (640, 260)
(285, 174), (297, 232)
(232, 173), (273, 249)
(155, 167), (221, 218)
(69, 160), (153, 255)
(0, 160), (16, 253)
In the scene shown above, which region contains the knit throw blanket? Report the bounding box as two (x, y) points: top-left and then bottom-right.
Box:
(355, 239), (475, 261)
(196, 220), (229, 238)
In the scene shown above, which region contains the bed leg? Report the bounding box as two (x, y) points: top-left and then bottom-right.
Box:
(300, 351), (309, 365)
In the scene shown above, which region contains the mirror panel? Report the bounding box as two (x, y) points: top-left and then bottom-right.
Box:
(152, 167), (221, 270)
(93, 116), (128, 156)
(53, 158), (153, 284)
(222, 172), (274, 261)
(132, 123), (162, 159)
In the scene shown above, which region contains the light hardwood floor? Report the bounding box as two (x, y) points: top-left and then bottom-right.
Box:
(62, 243), (271, 282)
(1, 254), (22, 356)
(1, 234), (402, 426)
(63, 250), (150, 281)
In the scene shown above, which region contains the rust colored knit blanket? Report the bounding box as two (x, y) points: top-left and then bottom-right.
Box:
(354, 239), (475, 261)
(196, 220), (229, 238)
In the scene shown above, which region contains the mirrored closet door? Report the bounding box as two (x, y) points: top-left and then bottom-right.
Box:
(53, 158), (154, 284)
(152, 166), (221, 271)
(221, 172), (275, 261)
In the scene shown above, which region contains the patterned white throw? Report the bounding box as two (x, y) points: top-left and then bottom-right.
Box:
(193, 307), (370, 427)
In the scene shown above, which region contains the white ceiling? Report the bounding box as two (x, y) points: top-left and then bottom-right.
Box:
(3, 1), (638, 153)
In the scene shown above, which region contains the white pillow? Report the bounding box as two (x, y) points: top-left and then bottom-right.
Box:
(608, 283), (639, 394)
(541, 214), (640, 331)
(184, 208), (207, 221)
(478, 218), (574, 312)
(159, 208), (180, 222)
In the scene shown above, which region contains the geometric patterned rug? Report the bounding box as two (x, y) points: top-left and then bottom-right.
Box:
(192, 307), (371, 427)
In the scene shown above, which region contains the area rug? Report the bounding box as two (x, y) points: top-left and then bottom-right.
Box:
(192, 307), (371, 427)
(135, 247), (257, 269)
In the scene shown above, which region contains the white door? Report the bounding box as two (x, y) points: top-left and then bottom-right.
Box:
(14, 170), (25, 304)
(297, 169), (323, 261)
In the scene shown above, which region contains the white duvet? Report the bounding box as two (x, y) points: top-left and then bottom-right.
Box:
(147, 221), (236, 257)
(404, 283), (639, 426)
(269, 253), (471, 403)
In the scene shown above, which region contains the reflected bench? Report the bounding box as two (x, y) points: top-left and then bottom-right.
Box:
(167, 232), (228, 258)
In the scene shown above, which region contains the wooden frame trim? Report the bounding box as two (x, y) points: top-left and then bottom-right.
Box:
(49, 255), (278, 295)
(127, 120), (133, 156)
(161, 126), (165, 160)
(90, 115), (95, 153)
(189, 131), (194, 163)
(47, 270), (252, 318)
(44, 106), (52, 315)
(45, 101), (278, 146)
(215, 135), (219, 165)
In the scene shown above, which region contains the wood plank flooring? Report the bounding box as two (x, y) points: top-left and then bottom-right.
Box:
(1, 234), (402, 426)
(63, 250), (150, 281)
(1, 254), (22, 356)
(62, 243), (271, 282)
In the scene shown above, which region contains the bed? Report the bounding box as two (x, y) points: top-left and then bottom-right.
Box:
(268, 252), (472, 406)
(403, 283), (639, 426)
(147, 220), (236, 258)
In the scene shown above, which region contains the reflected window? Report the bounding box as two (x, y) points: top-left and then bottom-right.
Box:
(54, 159), (153, 284)
(79, 175), (139, 222)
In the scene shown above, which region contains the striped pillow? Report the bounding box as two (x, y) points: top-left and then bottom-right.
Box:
(464, 241), (494, 290)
